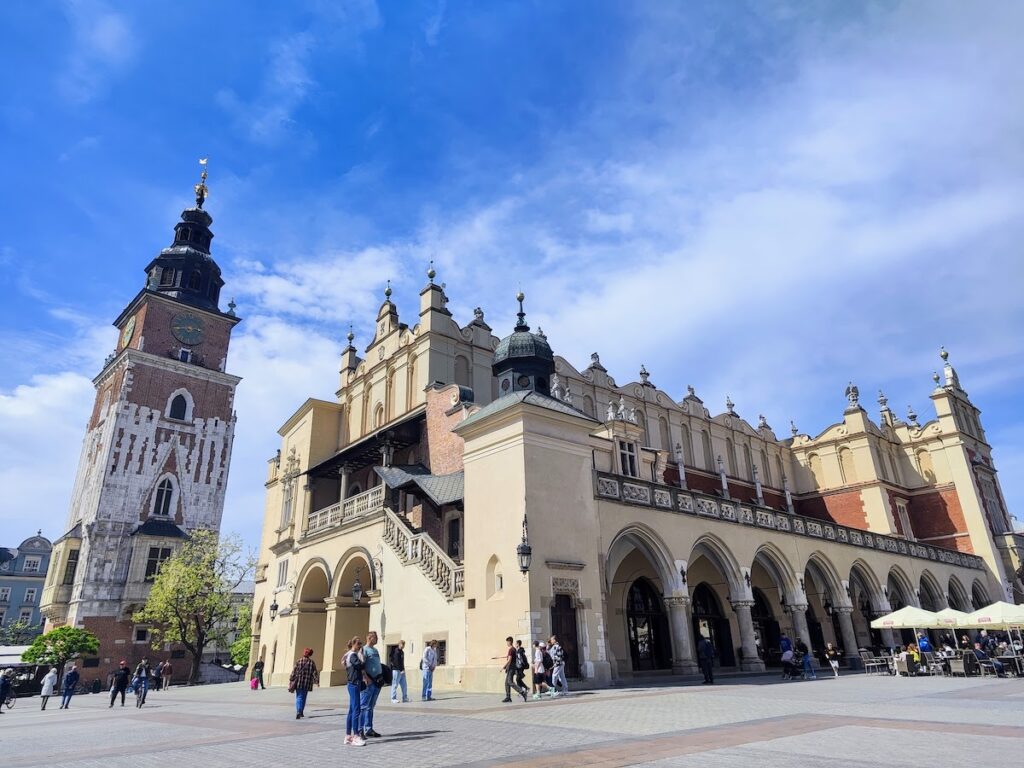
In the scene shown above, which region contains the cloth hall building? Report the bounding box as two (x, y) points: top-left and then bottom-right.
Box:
(251, 273), (1021, 690)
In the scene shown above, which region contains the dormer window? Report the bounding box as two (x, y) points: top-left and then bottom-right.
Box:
(159, 268), (175, 287)
(187, 271), (202, 290)
(618, 440), (639, 478)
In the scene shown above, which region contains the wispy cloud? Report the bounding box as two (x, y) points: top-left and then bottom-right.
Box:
(57, 0), (137, 104)
(424, 0), (446, 46)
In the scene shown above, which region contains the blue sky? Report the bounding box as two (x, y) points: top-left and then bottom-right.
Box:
(1, 1), (1022, 551)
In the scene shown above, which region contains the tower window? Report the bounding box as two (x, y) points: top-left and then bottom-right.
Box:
(618, 440), (639, 478)
(145, 547), (173, 581)
(62, 549), (80, 585)
(153, 478), (174, 516)
(178, 348), (193, 363)
(159, 268), (175, 287)
(188, 271), (202, 290)
(169, 394), (188, 420)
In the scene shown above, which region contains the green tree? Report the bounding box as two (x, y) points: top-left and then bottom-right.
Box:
(133, 530), (253, 683)
(0, 617), (39, 645)
(229, 603), (252, 667)
(20, 626), (99, 692)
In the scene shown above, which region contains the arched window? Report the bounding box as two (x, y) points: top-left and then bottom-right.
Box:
(454, 355), (471, 388)
(808, 453), (822, 489)
(761, 449), (772, 485)
(658, 417), (670, 451)
(407, 360), (417, 410)
(839, 447), (857, 484)
(159, 268), (175, 287)
(169, 394), (187, 420)
(701, 431), (713, 471)
(916, 449), (936, 483)
(679, 424), (691, 465)
(742, 444), (753, 480)
(373, 404), (385, 429)
(387, 370), (397, 419)
(153, 478), (175, 516)
(774, 455), (785, 488)
(636, 409), (649, 446)
(725, 438), (737, 476)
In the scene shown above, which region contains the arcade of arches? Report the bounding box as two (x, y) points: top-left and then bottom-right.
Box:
(604, 531), (992, 675)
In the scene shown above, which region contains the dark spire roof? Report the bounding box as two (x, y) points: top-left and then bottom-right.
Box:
(142, 161), (225, 312)
(493, 292), (553, 368)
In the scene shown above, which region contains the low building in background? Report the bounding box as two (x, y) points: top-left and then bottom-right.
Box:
(0, 533), (53, 641)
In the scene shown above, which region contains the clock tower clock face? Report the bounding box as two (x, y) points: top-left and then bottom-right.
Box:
(120, 315), (137, 349)
(171, 312), (205, 345)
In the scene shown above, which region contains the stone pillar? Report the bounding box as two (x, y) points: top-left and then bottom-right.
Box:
(665, 596), (699, 675)
(338, 465), (351, 504)
(298, 481), (314, 534)
(835, 607), (862, 670)
(880, 628), (896, 651)
(321, 597), (344, 685)
(731, 600), (766, 672)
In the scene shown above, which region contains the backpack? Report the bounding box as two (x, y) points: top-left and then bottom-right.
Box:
(541, 651), (554, 671)
(515, 648), (528, 671)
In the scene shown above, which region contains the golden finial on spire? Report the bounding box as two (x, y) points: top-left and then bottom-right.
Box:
(194, 157), (209, 208)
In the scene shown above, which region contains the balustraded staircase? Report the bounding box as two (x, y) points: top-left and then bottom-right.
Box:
(383, 507), (465, 600)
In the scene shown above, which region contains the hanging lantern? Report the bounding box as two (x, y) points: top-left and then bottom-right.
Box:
(516, 513), (532, 574)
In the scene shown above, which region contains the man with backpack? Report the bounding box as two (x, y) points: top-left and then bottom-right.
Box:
(548, 635), (569, 696)
(501, 636), (528, 703)
(514, 640), (529, 694)
(532, 641), (553, 699)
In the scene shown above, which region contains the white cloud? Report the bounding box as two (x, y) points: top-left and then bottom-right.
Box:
(58, 0), (137, 104)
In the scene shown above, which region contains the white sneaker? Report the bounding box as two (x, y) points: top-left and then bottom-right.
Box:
(344, 736), (353, 746)
(351, 736), (367, 746)
(390, 699), (398, 704)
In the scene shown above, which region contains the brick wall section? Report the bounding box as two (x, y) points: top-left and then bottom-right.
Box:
(795, 489), (868, 529)
(906, 488), (973, 554)
(131, 298), (234, 371)
(423, 384), (468, 475)
(80, 616), (187, 687)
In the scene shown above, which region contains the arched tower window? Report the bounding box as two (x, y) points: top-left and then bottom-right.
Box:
(153, 477), (176, 517)
(159, 268), (175, 287)
(373, 403), (385, 429)
(165, 389), (194, 421)
(454, 355), (471, 388)
(187, 271), (202, 290)
(169, 395), (187, 420)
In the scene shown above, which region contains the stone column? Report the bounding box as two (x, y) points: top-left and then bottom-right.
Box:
(835, 607), (861, 670)
(789, 603), (811, 652)
(321, 597), (344, 686)
(298, 481), (314, 535)
(880, 628), (896, 651)
(731, 599), (766, 672)
(665, 596), (698, 675)
(338, 465), (351, 504)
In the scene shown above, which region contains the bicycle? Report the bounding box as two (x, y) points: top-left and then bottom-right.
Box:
(4, 693), (15, 710)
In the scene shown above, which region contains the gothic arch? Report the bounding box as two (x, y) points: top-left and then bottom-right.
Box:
(752, 543), (797, 597)
(849, 559), (885, 611)
(605, 524), (678, 594)
(886, 565), (917, 608)
(803, 551), (844, 602)
(333, 547), (378, 598)
(918, 569), (946, 610)
(149, 473), (179, 518)
(970, 579), (990, 610)
(689, 534), (744, 595)
(165, 388), (194, 421)
(947, 575), (971, 611)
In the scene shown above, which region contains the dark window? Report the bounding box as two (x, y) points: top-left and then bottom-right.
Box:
(187, 271), (201, 290)
(62, 549), (79, 585)
(177, 349), (192, 363)
(83, 657), (99, 668)
(153, 479), (174, 516)
(159, 268), (175, 287)
(436, 641), (447, 666)
(145, 547), (172, 581)
(135, 627), (149, 642)
(171, 649), (186, 659)
(169, 395), (187, 420)
(447, 516), (461, 559)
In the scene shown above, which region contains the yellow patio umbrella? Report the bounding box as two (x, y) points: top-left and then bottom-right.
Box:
(963, 601), (1024, 629)
(870, 605), (938, 630)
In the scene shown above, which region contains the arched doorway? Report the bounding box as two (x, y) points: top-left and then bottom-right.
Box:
(294, 564), (329, 666)
(626, 578), (671, 671)
(751, 588), (780, 666)
(691, 583), (735, 667)
(332, 553), (373, 677)
(887, 567), (916, 644)
(850, 562), (883, 650)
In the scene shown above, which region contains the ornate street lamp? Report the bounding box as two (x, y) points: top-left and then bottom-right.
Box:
(269, 600), (279, 621)
(516, 513), (532, 575)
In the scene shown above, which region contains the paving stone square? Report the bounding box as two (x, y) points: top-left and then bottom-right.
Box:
(2, 674), (1022, 767)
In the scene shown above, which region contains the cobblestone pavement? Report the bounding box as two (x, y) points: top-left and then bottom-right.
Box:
(2, 674), (1022, 767)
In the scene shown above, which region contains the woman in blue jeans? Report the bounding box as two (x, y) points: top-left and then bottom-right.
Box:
(344, 637), (366, 747)
(289, 648), (318, 719)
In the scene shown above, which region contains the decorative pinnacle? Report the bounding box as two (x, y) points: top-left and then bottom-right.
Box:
(940, 346), (949, 362)
(878, 390), (889, 409)
(639, 364), (650, 384)
(515, 291), (528, 331)
(346, 324), (355, 345)
(427, 260), (436, 281)
(194, 158), (209, 208)
(227, 297), (237, 316)
(932, 371), (941, 385)
(790, 419), (799, 437)
(907, 404), (919, 425)
(384, 279), (392, 299)
(725, 395), (735, 414)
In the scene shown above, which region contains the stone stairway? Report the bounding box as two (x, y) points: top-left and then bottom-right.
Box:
(382, 506), (465, 600)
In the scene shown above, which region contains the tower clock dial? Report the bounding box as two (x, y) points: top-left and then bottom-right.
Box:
(171, 312), (205, 345)
(120, 315), (137, 349)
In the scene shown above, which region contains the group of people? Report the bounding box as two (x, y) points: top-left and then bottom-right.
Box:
(892, 630), (1016, 677)
(500, 635), (569, 702)
(779, 634), (831, 681)
(286, 634), (443, 746)
(107, 658), (175, 708)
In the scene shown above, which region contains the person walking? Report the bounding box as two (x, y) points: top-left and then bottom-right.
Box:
(60, 665), (80, 709)
(389, 640), (408, 704)
(697, 635), (715, 684)
(501, 636), (528, 703)
(421, 640), (437, 701)
(779, 633), (793, 655)
(531, 641), (552, 699)
(252, 659), (265, 690)
(289, 648), (318, 720)
(824, 642), (841, 678)
(343, 637), (367, 746)
(514, 640), (529, 694)
(134, 658), (151, 706)
(161, 659), (173, 691)
(795, 638), (816, 680)
(109, 661), (131, 707)
(39, 667), (58, 710)
(360, 631), (383, 738)
(549, 635), (569, 696)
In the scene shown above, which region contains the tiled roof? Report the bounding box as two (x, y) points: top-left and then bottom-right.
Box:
(457, 390), (598, 431)
(373, 464), (464, 506)
(131, 518), (188, 538)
